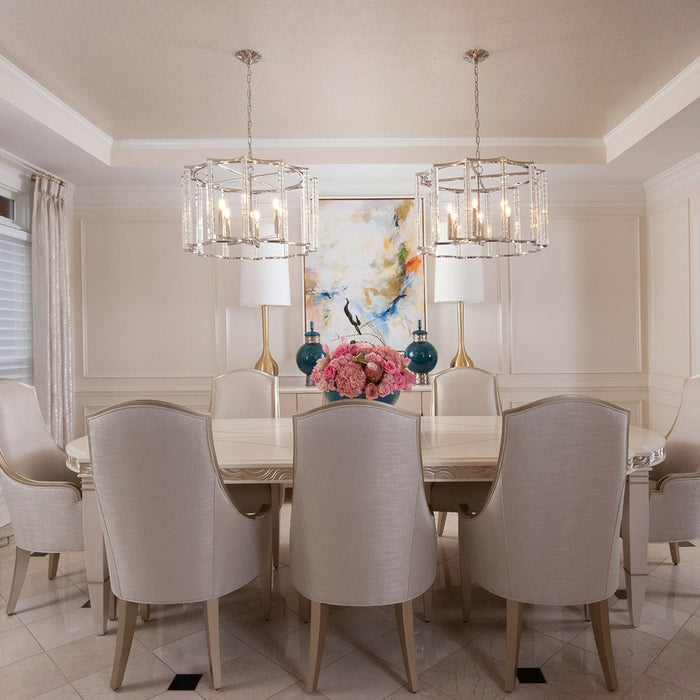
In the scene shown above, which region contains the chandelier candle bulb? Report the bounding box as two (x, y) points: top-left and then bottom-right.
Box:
(415, 48), (548, 259)
(182, 49), (318, 260)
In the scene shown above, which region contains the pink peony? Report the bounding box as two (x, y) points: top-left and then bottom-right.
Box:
(335, 361), (366, 397)
(310, 341), (415, 400)
(364, 383), (379, 399)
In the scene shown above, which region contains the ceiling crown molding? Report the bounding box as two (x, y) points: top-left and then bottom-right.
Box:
(605, 56), (700, 162)
(112, 136), (604, 167)
(0, 55), (113, 164)
(644, 152), (700, 203)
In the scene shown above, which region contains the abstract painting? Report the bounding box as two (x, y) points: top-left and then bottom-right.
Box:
(304, 198), (425, 350)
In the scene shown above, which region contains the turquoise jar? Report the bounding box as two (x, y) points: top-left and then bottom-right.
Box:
(296, 322), (325, 386)
(404, 320), (438, 385)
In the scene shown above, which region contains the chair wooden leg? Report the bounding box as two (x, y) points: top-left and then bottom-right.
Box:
(299, 593), (310, 623)
(422, 587), (432, 623)
(6, 546), (31, 615)
(583, 603), (591, 621)
(670, 541), (680, 565)
(460, 551), (472, 622)
(306, 601), (329, 692)
(589, 598), (618, 691)
(139, 603), (151, 622)
(271, 484), (283, 568)
(108, 590), (118, 620)
(48, 553), (60, 580)
(204, 598), (222, 689)
(395, 600), (419, 692)
(504, 599), (522, 692)
(110, 599), (139, 690)
(436, 511), (448, 536)
(261, 552), (272, 620)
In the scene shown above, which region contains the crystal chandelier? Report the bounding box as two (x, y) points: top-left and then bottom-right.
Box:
(415, 49), (548, 259)
(182, 50), (318, 260)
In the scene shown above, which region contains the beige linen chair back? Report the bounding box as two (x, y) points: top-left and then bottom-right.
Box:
(648, 375), (700, 563)
(291, 401), (437, 692)
(210, 368), (279, 418)
(430, 366), (501, 574)
(0, 379), (79, 484)
(210, 368), (283, 567)
(88, 401), (270, 604)
(460, 395), (629, 691)
(87, 401), (272, 690)
(0, 380), (83, 614)
(432, 366), (501, 416)
(652, 374), (700, 480)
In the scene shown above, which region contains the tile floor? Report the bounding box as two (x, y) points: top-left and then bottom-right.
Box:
(1, 509), (700, 699)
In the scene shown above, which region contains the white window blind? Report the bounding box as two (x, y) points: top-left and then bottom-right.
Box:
(0, 226), (32, 383)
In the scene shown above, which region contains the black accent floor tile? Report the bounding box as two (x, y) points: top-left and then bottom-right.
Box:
(168, 674), (202, 691)
(30, 552), (48, 557)
(615, 588), (628, 600)
(81, 600), (91, 608)
(517, 667), (547, 683)
(679, 541), (696, 547)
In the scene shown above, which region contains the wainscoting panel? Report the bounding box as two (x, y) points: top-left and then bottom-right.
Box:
(80, 216), (218, 378)
(648, 199), (692, 378)
(509, 214), (642, 374)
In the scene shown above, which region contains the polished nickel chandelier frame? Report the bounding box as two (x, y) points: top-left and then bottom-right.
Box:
(416, 49), (549, 259)
(182, 50), (318, 260)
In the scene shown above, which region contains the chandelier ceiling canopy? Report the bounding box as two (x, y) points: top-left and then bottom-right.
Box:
(416, 49), (549, 259)
(182, 50), (318, 260)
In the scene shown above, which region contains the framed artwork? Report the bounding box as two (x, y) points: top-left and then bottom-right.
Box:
(304, 198), (425, 349)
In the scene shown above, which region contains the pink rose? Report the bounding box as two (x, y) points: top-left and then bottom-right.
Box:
(364, 383), (379, 399)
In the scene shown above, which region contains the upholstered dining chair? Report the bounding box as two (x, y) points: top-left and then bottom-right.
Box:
(0, 379), (84, 615)
(431, 366), (502, 536)
(648, 374), (700, 564)
(459, 396), (629, 692)
(210, 368), (285, 568)
(210, 368), (279, 418)
(291, 401), (437, 693)
(87, 400), (272, 690)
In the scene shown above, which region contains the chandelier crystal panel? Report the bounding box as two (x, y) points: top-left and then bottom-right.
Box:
(416, 49), (548, 259)
(182, 50), (318, 260)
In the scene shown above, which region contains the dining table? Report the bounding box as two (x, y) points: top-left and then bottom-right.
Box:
(66, 414), (666, 635)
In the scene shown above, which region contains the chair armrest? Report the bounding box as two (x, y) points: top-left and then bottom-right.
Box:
(655, 470), (700, 492)
(0, 470), (84, 552)
(1, 456), (81, 499)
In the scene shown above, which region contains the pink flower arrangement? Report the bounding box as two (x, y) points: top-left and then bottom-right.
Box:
(311, 341), (415, 399)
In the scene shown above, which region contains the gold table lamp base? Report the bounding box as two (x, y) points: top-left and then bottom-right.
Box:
(449, 301), (474, 368)
(254, 305), (279, 376)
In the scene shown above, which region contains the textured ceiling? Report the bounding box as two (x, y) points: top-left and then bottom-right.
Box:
(0, 0), (699, 141)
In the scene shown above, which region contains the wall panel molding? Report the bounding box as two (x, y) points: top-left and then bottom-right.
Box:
(509, 213), (642, 375)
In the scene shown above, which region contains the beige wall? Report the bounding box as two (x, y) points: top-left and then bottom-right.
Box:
(71, 168), (651, 434)
(646, 154), (700, 434)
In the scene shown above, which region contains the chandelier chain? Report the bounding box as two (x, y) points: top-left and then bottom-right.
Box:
(473, 57), (481, 171)
(246, 59), (253, 159)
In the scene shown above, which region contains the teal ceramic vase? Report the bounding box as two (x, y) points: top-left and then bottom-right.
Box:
(296, 322), (325, 386)
(404, 320), (438, 385)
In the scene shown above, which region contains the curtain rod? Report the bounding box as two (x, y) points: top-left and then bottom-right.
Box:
(31, 172), (66, 187)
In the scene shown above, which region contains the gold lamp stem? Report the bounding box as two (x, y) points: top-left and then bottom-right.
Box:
(450, 300), (474, 368)
(254, 305), (279, 376)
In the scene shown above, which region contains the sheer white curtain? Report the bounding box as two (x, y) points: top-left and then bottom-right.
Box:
(31, 175), (74, 446)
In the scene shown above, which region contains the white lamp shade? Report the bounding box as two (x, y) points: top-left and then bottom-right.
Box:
(239, 244), (291, 307)
(433, 252), (485, 304)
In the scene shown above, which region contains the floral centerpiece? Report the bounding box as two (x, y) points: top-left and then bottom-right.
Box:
(311, 341), (415, 403)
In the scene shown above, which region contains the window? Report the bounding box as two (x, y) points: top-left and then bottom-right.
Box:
(0, 187), (32, 383)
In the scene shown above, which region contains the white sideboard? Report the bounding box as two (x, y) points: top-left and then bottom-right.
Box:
(278, 380), (432, 417)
